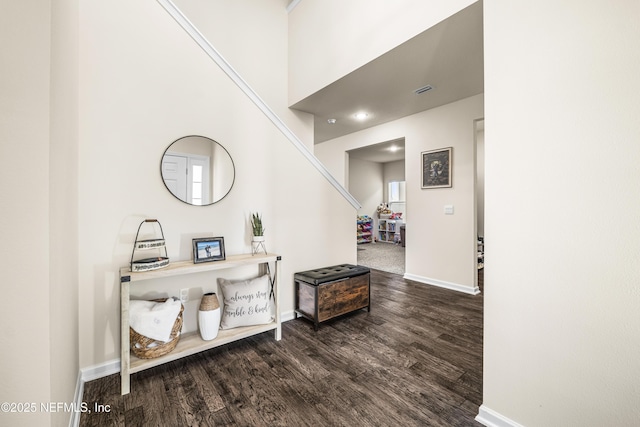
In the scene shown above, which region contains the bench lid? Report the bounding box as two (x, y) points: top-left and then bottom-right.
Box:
(294, 264), (370, 285)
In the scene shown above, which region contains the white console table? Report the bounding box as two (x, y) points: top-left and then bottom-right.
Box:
(119, 253), (281, 395)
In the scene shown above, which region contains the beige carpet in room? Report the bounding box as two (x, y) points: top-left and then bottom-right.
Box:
(357, 242), (405, 275)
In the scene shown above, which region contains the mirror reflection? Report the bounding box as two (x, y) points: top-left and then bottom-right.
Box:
(161, 136), (235, 205)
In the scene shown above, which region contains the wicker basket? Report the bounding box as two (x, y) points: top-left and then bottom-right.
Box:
(130, 298), (184, 359)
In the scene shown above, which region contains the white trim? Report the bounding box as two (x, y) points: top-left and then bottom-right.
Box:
(156, 0), (361, 210)
(403, 273), (480, 295)
(81, 359), (121, 382)
(476, 405), (525, 427)
(286, 0), (303, 13)
(68, 360), (121, 427)
(68, 372), (83, 427)
(281, 309), (296, 323)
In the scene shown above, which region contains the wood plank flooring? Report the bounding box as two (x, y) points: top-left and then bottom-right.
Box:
(81, 269), (483, 426)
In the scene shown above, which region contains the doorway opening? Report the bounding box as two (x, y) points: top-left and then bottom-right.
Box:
(475, 118), (485, 290)
(347, 138), (406, 275)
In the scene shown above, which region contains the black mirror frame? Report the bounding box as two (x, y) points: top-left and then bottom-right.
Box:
(160, 135), (236, 206)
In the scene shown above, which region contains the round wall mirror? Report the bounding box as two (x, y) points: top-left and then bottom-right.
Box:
(160, 136), (235, 205)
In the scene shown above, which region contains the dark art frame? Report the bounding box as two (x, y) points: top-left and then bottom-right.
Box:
(421, 147), (452, 189)
(192, 237), (226, 264)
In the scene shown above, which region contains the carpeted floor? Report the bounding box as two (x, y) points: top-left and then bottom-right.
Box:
(357, 242), (405, 275)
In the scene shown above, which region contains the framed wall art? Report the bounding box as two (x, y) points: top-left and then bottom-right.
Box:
(421, 147), (452, 189)
(192, 237), (226, 263)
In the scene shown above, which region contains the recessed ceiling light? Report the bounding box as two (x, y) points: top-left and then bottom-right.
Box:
(327, 118), (337, 124)
(388, 145), (399, 152)
(354, 112), (368, 120)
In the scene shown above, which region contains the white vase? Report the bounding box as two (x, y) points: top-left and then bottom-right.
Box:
(252, 235), (267, 255)
(198, 293), (220, 341)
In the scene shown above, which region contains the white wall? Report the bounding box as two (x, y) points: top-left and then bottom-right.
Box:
(177, 0), (313, 149)
(0, 4), (356, 414)
(1, 1), (336, 382)
(348, 157), (383, 218)
(0, 2), (53, 426)
(481, 1), (640, 425)
(50, 1), (80, 426)
(288, 0), (478, 104)
(316, 94), (483, 293)
(74, 1), (356, 366)
(76, 0), (355, 369)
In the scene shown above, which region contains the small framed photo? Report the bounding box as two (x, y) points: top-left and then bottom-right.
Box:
(192, 237), (226, 263)
(421, 147), (452, 189)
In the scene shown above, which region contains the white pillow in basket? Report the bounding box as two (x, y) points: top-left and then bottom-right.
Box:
(217, 275), (273, 329)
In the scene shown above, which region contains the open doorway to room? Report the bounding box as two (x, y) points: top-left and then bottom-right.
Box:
(475, 118), (485, 290)
(348, 138), (406, 275)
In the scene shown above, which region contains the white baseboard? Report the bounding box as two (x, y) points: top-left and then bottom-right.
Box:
(403, 273), (480, 295)
(81, 359), (121, 382)
(68, 360), (121, 427)
(281, 310), (296, 323)
(68, 371), (83, 427)
(476, 405), (524, 427)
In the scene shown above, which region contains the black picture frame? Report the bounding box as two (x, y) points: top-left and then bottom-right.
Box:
(192, 237), (226, 263)
(421, 147), (452, 189)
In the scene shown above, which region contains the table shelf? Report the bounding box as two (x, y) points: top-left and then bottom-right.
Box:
(120, 252), (281, 394)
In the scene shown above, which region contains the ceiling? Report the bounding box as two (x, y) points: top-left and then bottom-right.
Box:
(289, 1), (484, 162)
(347, 138), (406, 164)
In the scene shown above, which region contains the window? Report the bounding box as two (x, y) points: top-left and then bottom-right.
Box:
(191, 164), (203, 205)
(388, 181), (406, 203)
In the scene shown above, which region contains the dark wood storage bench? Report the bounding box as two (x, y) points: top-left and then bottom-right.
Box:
(294, 264), (370, 330)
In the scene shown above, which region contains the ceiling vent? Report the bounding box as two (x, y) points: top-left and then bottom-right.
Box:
(414, 85), (434, 95)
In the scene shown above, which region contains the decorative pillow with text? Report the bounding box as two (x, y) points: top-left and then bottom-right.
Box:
(217, 275), (273, 329)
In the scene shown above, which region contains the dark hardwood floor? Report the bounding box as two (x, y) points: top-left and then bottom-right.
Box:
(81, 269), (484, 426)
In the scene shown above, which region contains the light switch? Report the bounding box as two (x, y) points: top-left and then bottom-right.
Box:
(444, 205), (454, 215)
